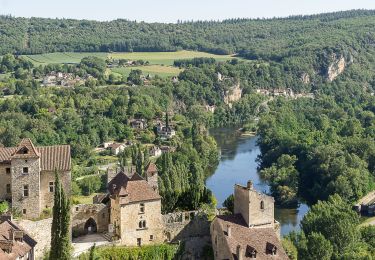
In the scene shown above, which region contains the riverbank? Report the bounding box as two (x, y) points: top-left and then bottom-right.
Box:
(206, 127), (308, 236)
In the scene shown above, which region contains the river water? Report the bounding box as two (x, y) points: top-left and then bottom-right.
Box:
(206, 127), (309, 236)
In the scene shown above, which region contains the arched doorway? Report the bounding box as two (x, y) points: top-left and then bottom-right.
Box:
(84, 218), (97, 234)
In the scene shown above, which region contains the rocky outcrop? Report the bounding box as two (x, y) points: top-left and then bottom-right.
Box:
(224, 83), (242, 106)
(327, 54), (346, 82)
(300, 73), (310, 84)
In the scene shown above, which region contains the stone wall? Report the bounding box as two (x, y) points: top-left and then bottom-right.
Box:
(71, 204), (110, 237)
(11, 158), (41, 219)
(234, 183), (274, 228)
(0, 165), (12, 201)
(118, 200), (164, 246)
(16, 218), (52, 259)
(40, 170), (71, 209)
(163, 211), (211, 242)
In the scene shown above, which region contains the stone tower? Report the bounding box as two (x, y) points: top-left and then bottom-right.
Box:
(234, 181), (275, 228)
(10, 139), (42, 219)
(145, 163), (158, 191)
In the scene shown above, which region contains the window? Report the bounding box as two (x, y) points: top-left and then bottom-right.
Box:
(139, 203), (145, 213)
(6, 184), (11, 194)
(23, 167), (28, 174)
(22, 209), (27, 215)
(138, 220), (146, 229)
(137, 238), (142, 246)
(5, 168), (10, 174)
(260, 201), (264, 210)
(49, 182), (54, 193)
(23, 185), (29, 197)
(76, 207), (79, 212)
(150, 235), (154, 241)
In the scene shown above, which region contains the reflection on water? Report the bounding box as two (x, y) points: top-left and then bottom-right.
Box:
(206, 127), (309, 236)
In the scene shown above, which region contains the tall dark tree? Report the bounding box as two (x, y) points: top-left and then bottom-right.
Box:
(50, 170), (71, 260)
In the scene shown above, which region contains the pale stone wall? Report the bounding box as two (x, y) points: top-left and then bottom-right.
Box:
(0, 164), (12, 200)
(119, 200), (164, 246)
(71, 204), (110, 237)
(16, 218), (52, 260)
(40, 171), (71, 209)
(109, 197), (121, 237)
(234, 185), (250, 226)
(234, 184), (274, 227)
(146, 172), (158, 191)
(210, 218), (232, 260)
(163, 211), (210, 242)
(11, 158), (41, 219)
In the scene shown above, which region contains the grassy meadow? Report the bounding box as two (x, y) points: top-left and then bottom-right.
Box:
(109, 50), (236, 65)
(21, 50), (237, 77)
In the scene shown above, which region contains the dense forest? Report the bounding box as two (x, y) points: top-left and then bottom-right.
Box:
(1, 10), (375, 81)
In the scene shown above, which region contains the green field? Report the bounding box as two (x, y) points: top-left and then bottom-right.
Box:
(112, 65), (182, 78)
(22, 52), (108, 65)
(23, 50), (237, 66)
(109, 50), (237, 65)
(21, 50), (237, 77)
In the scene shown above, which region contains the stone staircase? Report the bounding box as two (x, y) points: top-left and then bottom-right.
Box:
(101, 232), (112, 242)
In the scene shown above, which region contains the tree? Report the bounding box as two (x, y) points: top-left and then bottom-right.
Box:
(223, 194), (234, 213)
(127, 69), (143, 85)
(50, 170), (71, 260)
(305, 232), (333, 260)
(301, 194), (360, 258)
(260, 154), (299, 206)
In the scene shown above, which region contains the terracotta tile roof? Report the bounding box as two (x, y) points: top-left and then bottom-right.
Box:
(109, 172), (161, 204)
(0, 139), (71, 171)
(0, 220), (37, 260)
(214, 214), (289, 260)
(11, 138), (40, 159)
(37, 145), (71, 171)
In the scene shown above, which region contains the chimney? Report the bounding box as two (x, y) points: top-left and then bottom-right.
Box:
(247, 180), (253, 189)
(236, 245), (243, 260)
(227, 225), (231, 237)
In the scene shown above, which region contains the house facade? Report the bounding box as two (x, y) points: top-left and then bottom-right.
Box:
(0, 139), (71, 219)
(108, 171), (164, 246)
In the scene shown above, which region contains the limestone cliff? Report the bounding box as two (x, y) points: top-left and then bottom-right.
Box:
(223, 83), (242, 106)
(327, 54), (347, 82)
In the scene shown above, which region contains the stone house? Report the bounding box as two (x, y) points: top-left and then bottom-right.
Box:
(156, 124), (176, 140)
(108, 143), (126, 155)
(0, 139), (71, 219)
(108, 171), (164, 246)
(211, 181), (288, 260)
(149, 146), (162, 157)
(145, 163), (158, 192)
(130, 119), (147, 130)
(0, 218), (37, 260)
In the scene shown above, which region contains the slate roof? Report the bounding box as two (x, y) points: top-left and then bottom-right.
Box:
(109, 172), (161, 204)
(0, 139), (71, 171)
(0, 220), (37, 260)
(214, 214), (289, 260)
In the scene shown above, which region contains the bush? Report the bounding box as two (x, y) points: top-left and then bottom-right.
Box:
(0, 201), (9, 214)
(78, 244), (182, 260)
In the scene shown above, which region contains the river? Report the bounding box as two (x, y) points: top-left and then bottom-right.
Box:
(206, 127), (309, 236)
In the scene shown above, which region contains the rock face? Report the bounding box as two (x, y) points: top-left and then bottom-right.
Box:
(300, 73), (310, 84)
(224, 83), (242, 106)
(327, 54), (346, 82)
